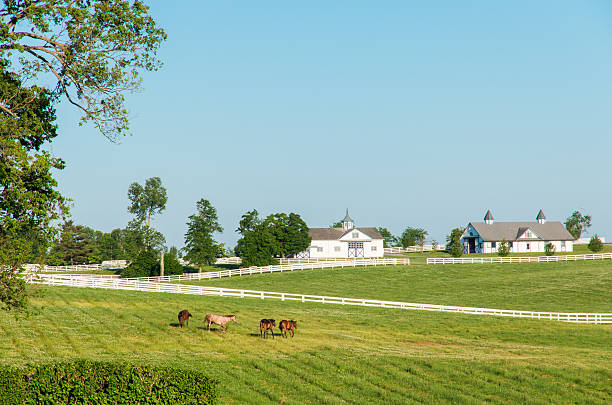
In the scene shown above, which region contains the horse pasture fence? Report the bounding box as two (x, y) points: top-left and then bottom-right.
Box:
(31, 274), (612, 324)
(124, 258), (411, 283)
(427, 253), (612, 265)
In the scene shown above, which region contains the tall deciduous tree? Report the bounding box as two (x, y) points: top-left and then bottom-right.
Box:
(236, 209), (261, 236)
(183, 198), (223, 272)
(0, 65), (67, 312)
(262, 213), (310, 259)
(0, 0), (166, 140)
(127, 177), (166, 250)
(564, 211), (592, 240)
(399, 227), (428, 248)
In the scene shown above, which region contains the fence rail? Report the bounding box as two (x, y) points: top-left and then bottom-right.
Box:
(31, 275), (612, 324)
(427, 253), (612, 265)
(384, 245), (446, 254)
(124, 258), (411, 283)
(23, 263), (103, 272)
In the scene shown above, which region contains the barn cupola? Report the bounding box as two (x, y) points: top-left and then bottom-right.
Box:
(484, 210), (494, 225)
(342, 209), (354, 230)
(536, 209), (546, 224)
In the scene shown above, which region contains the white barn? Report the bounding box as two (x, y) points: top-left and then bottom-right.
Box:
(460, 210), (575, 254)
(295, 210), (384, 259)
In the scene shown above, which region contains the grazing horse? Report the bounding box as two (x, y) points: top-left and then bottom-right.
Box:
(178, 309), (193, 328)
(279, 320), (297, 338)
(204, 314), (238, 333)
(259, 319), (276, 339)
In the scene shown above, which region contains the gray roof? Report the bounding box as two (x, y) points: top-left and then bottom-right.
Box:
(309, 227), (383, 241)
(468, 221), (574, 242)
(536, 209), (546, 220)
(484, 210), (494, 221)
(342, 209), (353, 223)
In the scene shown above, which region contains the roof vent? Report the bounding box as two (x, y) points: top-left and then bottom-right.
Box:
(536, 209), (546, 224)
(484, 210), (494, 225)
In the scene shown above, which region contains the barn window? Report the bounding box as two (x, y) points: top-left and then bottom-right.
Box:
(334, 246), (341, 252)
(371, 246), (377, 251)
(509, 242), (513, 248)
(526, 243), (530, 250)
(491, 242), (497, 248)
(317, 247), (323, 252)
(352, 232), (359, 238)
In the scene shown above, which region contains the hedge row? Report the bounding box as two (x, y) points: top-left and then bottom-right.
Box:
(0, 360), (217, 404)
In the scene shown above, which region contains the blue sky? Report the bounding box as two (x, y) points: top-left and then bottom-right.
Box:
(51, 1), (612, 249)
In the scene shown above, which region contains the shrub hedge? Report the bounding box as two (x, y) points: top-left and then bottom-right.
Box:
(0, 360), (217, 404)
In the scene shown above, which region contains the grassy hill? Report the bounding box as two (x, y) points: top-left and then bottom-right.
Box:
(181, 260), (612, 313)
(1, 261), (611, 403)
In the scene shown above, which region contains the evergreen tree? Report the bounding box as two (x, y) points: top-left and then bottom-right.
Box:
(588, 235), (603, 252)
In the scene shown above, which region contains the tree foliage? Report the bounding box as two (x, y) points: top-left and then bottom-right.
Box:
(236, 209), (260, 236)
(564, 211), (592, 240)
(544, 242), (555, 256)
(400, 227), (427, 248)
(0, 0), (167, 140)
(183, 198), (223, 271)
(126, 177), (166, 251)
(48, 220), (95, 265)
(497, 239), (510, 257)
(0, 63), (67, 312)
(446, 227), (464, 257)
(588, 235), (603, 253)
(235, 211), (310, 266)
(377, 227), (398, 248)
(262, 213), (310, 258)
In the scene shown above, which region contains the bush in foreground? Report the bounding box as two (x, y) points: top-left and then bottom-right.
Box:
(0, 360), (217, 404)
(544, 242), (555, 256)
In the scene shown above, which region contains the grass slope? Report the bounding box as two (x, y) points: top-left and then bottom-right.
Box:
(0, 285), (610, 404)
(181, 260), (612, 313)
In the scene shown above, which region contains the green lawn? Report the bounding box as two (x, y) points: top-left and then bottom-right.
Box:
(388, 244), (612, 264)
(0, 285), (610, 404)
(180, 260), (612, 313)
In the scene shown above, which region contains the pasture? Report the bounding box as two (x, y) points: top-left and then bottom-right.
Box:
(1, 260), (611, 403)
(180, 260), (612, 313)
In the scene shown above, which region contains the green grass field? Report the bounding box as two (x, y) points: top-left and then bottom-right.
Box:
(387, 244), (612, 264)
(181, 260), (612, 313)
(2, 261), (611, 403)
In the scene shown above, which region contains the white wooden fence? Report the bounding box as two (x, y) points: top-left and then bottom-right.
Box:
(427, 253), (612, 265)
(215, 257), (242, 265)
(123, 258), (411, 283)
(31, 274), (612, 324)
(384, 245), (446, 254)
(23, 263), (103, 272)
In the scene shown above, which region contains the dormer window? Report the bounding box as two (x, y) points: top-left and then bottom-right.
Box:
(352, 231), (359, 239)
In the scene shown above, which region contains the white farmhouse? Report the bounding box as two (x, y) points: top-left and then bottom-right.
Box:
(460, 210), (575, 254)
(295, 210), (384, 259)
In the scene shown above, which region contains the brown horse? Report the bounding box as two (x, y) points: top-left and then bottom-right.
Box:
(279, 320), (297, 338)
(178, 309), (192, 328)
(204, 314), (238, 333)
(259, 319), (276, 339)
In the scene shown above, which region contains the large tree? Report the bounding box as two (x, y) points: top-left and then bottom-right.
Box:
(235, 211), (310, 266)
(236, 209), (261, 236)
(0, 0), (166, 140)
(183, 198), (223, 272)
(262, 213), (310, 259)
(0, 65), (67, 312)
(1, 1), (165, 311)
(48, 221), (95, 265)
(564, 211), (592, 240)
(399, 227), (428, 248)
(127, 177), (167, 250)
